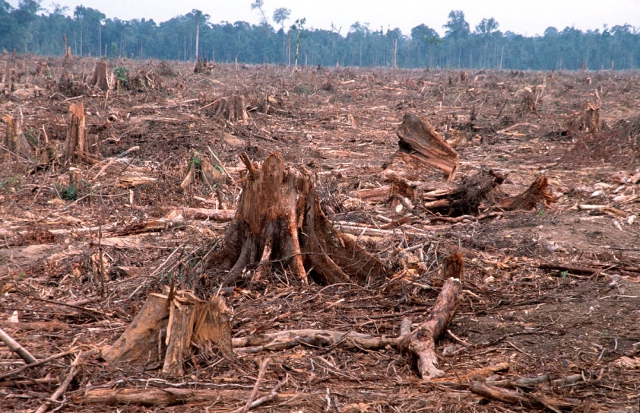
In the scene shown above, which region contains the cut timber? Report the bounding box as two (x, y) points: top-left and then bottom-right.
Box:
(399, 253), (464, 379)
(3, 113), (34, 158)
(390, 112), (459, 182)
(209, 152), (388, 286)
(496, 175), (554, 211)
(88, 61), (110, 91)
(63, 102), (99, 163)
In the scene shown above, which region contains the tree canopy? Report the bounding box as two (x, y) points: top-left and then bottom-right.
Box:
(0, 5), (638, 70)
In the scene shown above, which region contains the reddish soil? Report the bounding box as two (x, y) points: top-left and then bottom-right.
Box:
(1, 57), (639, 412)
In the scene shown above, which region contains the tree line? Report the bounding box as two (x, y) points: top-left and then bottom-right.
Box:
(1, 0), (638, 70)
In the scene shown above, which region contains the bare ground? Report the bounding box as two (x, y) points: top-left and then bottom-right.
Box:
(1, 57), (640, 412)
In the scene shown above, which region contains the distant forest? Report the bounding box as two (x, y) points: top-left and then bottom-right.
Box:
(1, 0), (639, 70)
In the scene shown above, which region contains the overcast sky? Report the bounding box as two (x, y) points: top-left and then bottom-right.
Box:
(7, 0), (640, 36)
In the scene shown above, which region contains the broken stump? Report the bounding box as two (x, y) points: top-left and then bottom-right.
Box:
(386, 112), (459, 182)
(208, 152), (388, 286)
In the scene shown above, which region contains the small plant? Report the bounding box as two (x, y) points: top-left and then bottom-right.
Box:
(1, 175), (23, 194)
(24, 127), (39, 147)
(113, 66), (129, 89)
(537, 209), (545, 217)
(57, 183), (77, 201)
(189, 155), (202, 169)
(560, 270), (569, 278)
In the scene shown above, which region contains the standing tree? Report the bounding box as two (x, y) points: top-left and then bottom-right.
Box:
(443, 10), (470, 39)
(250, 0), (268, 26)
(290, 18), (306, 69)
(273, 7), (290, 64)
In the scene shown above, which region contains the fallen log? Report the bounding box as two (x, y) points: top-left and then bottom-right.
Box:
(78, 388), (314, 407)
(399, 253), (464, 379)
(208, 152), (388, 286)
(114, 208), (234, 236)
(470, 380), (577, 411)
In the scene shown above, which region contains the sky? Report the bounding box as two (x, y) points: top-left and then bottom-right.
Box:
(7, 0), (640, 37)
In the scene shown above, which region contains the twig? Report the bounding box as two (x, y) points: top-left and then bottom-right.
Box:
(243, 378), (286, 411)
(235, 357), (270, 413)
(0, 327), (38, 364)
(92, 146), (140, 180)
(35, 351), (82, 413)
(207, 145), (236, 185)
(0, 348), (78, 380)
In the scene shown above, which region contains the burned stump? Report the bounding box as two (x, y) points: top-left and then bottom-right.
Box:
(209, 152), (388, 287)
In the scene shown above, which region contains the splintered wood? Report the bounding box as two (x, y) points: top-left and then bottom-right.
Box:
(103, 292), (233, 377)
(387, 112), (459, 182)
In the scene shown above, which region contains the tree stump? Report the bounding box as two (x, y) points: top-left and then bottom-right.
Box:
(3, 113), (34, 159)
(385, 113), (459, 183)
(209, 152), (388, 286)
(208, 94), (249, 124)
(64, 102), (100, 163)
(89, 61), (110, 91)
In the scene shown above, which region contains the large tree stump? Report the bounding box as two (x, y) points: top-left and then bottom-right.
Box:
(88, 61), (110, 91)
(209, 152), (388, 286)
(386, 113), (459, 182)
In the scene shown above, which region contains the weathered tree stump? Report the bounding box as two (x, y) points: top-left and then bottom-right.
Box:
(64, 102), (100, 163)
(385, 113), (459, 183)
(103, 292), (233, 376)
(209, 152), (388, 286)
(208, 94), (249, 124)
(3, 112), (34, 159)
(89, 61), (110, 91)
(496, 175), (555, 211)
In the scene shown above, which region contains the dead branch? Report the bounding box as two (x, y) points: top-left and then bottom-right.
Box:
(0, 326), (38, 364)
(399, 253), (464, 379)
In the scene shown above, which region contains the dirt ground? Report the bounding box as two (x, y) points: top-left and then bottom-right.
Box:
(1, 57), (640, 412)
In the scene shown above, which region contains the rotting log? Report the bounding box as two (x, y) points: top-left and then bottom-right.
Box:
(208, 151), (388, 287)
(88, 61), (110, 91)
(419, 170), (505, 216)
(399, 253), (464, 379)
(387, 112), (459, 182)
